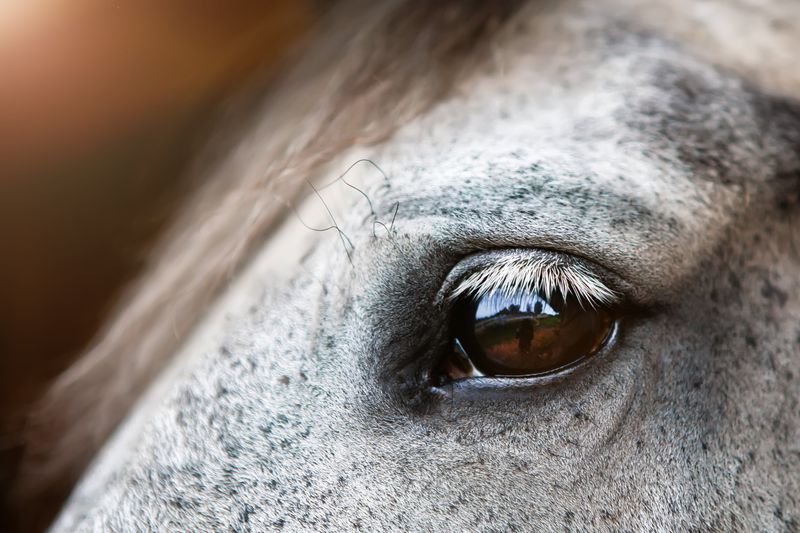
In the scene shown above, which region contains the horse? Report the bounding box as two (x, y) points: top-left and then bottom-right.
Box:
(15, 0), (800, 530)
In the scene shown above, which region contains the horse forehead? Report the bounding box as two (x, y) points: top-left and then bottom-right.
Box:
(371, 24), (751, 263)
(604, 0), (800, 97)
(383, 24), (764, 189)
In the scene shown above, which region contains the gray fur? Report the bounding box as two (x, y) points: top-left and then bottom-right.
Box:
(53, 1), (800, 531)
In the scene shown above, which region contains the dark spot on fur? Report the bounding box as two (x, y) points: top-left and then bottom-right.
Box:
(173, 496), (200, 511)
(776, 187), (800, 212)
(761, 279), (788, 307)
(239, 503), (255, 524)
(223, 439), (242, 459)
(600, 509), (616, 521)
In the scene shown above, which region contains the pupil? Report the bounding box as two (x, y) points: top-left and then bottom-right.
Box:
(449, 289), (613, 378)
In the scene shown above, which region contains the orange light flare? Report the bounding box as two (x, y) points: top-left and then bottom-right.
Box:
(0, 0), (310, 175)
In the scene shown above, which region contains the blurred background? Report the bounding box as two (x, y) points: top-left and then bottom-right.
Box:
(1, 1), (315, 529)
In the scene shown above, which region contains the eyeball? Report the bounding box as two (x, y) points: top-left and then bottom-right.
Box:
(439, 289), (615, 380)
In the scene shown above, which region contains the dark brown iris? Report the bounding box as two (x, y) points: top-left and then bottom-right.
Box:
(440, 290), (614, 379)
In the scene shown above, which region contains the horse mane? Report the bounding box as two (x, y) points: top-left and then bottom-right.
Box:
(13, 0), (527, 516)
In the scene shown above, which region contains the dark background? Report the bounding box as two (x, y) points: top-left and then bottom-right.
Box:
(1, 1), (314, 529)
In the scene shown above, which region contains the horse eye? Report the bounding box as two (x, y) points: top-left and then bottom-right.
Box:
(438, 290), (615, 381)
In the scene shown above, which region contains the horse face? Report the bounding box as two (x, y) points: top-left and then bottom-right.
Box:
(56, 5), (800, 531)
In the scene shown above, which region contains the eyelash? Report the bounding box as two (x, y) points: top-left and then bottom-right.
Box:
(437, 248), (624, 309)
(446, 253), (619, 309)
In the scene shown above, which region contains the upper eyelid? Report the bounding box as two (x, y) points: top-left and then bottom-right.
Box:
(436, 248), (624, 308)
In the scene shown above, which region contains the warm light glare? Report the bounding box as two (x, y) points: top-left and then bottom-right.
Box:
(1, 0), (309, 172)
(0, 0), (57, 38)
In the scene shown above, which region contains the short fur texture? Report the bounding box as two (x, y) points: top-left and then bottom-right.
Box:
(35, 0), (800, 531)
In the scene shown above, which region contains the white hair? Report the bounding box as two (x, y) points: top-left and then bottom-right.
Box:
(449, 253), (618, 308)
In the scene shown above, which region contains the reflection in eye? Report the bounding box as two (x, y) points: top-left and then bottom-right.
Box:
(439, 289), (615, 380)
